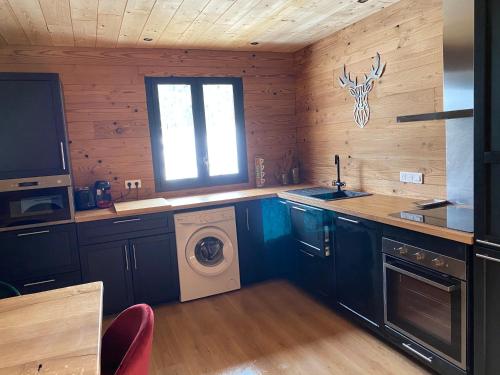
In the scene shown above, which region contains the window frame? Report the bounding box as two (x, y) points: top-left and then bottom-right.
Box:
(145, 76), (248, 192)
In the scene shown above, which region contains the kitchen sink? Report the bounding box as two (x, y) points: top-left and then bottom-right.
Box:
(285, 187), (371, 201)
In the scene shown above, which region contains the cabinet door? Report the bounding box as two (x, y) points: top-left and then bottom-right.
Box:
(236, 200), (266, 285)
(474, 246), (500, 375)
(0, 73), (68, 179)
(0, 224), (79, 282)
(130, 234), (179, 305)
(261, 198), (294, 279)
(80, 240), (133, 315)
(476, 0), (500, 243)
(296, 247), (333, 298)
(335, 215), (382, 329)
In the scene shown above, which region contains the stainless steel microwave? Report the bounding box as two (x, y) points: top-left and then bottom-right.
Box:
(0, 175), (74, 232)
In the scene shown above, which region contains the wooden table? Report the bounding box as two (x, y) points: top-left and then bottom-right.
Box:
(0, 282), (103, 375)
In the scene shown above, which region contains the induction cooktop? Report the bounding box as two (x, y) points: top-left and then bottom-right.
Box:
(390, 205), (474, 233)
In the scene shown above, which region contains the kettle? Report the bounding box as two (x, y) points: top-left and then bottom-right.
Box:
(94, 180), (113, 209)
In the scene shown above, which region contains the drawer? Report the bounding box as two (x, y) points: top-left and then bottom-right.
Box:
(0, 224), (80, 282)
(77, 212), (174, 245)
(13, 271), (82, 295)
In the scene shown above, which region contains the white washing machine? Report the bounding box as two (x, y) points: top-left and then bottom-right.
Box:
(174, 206), (241, 302)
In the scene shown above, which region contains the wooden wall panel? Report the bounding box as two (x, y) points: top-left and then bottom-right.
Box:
(294, 0), (445, 200)
(0, 46), (296, 199)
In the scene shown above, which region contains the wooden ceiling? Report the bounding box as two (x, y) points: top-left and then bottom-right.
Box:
(0, 0), (400, 52)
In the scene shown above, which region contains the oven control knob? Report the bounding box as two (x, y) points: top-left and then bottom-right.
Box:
(414, 252), (425, 261)
(432, 257), (445, 268)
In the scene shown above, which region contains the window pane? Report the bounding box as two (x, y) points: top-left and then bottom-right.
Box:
(157, 84), (198, 181)
(203, 84), (239, 176)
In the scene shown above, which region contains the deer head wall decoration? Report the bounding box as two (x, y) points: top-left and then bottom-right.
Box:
(338, 52), (386, 128)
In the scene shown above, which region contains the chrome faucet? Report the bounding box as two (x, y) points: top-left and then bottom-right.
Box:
(333, 154), (346, 191)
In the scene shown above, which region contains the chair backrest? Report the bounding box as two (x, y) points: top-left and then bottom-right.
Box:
(0, 281), (20, 299)
(101, 304), (154, 375)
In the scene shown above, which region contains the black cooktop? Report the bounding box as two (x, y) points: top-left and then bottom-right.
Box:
(390, 205), (474, 233)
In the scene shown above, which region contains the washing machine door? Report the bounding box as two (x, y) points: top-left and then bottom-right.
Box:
(185, 226), (235, 276)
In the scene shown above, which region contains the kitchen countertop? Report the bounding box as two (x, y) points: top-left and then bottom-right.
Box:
(0, 282), (103, 375)
(75, 185), (474, 245)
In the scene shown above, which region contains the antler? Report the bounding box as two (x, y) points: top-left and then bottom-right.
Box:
(338, 65), (357, 88)
(363, 52), (386, 85)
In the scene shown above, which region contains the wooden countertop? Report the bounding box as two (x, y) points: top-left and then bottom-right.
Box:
(75, 184), (311, 223)
(75, 185), (474, 245)
(0, 282), (103, 375)
(277, 191), (474, 245)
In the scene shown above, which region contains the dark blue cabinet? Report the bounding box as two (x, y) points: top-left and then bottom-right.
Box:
(0, 224), (81, 294)
(235, 199), (266, 285)
(78, 213), (178, 314)
(334, 214), (383, 330)
(0, 73), (69, 179)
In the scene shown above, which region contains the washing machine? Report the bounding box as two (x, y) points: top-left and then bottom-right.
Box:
(174, 206), (241, 302)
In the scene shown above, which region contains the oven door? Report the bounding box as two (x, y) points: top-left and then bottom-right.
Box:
(383, 255), (466, 369)
(0, 186), (73, 230)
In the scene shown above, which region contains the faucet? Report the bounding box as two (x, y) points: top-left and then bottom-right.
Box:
(333, 154), (346, 191)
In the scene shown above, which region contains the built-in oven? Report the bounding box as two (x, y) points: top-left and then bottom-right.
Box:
(382, 237), (467, 373)
(0, 175), (74, 231)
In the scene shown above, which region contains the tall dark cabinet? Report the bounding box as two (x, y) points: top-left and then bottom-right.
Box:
(0, 73), (69, 179)
(474, 1), (500, 374)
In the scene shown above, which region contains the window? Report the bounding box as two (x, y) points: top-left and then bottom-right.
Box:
(145, 77), (248, 191)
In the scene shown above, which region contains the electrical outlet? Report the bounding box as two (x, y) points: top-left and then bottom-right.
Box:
(125, 179), (142, 189)
(400, 172), (423, 184)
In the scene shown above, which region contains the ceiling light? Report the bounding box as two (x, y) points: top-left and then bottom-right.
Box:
(143, 37), (153, 42)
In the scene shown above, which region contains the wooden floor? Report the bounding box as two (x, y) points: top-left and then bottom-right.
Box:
(105, 280), (430, 375)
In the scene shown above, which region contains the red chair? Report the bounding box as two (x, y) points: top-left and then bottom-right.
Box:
(101, 304), (154, 375)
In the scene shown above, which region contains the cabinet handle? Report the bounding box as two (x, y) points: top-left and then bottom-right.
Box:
(113, 218), (141, 224)
(476, 253), (500, 263)
(477, 239), (500, 249)
(299, 249), (315, 258)
(291, 206), (306, 212)
(24, 279), (55, 287)
(402, 343), (433, 363)
(338, 216), (360, 224)
(245, 208), (250, 231)
(132, 244), (138, 270)
(124, 245), (130, 271)
(60, 141), (66, 170)
(278, 200), (288, 205)
(17, 230), (50, 237)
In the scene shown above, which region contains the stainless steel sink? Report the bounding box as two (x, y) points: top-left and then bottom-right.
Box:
(285, 187), (371, 201)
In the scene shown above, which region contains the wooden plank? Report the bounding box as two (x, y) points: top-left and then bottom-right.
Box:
(117, 0), (156, 47)
(39, 0), (74, 46)
(0, 0), (30, 45)
(70, 0), (98, 47)
(137, 0), (183, 47)
(156, 0), (211, 47)
(0, 282), (103, 375)
(294, 0), (446, 200)
(96, 0), (127, 47)
(7, 0), (52, 45)
(114, 198), (171, 216)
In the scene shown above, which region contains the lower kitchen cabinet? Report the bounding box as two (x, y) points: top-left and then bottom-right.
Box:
(334, 214), (383, 330)
(0, 224), (81, 293)
(81, 235), (178, 315)
(77, 212), (178, 315)
(130, 234), (178, 305)
(295, 247), (333, 298)
(235, 199), (265, 285)
(474, 246), (500, 375)
(80, 240), (134, 314)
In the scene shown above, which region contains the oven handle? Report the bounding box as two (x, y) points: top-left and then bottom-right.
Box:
(384, 262), (459, 292)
